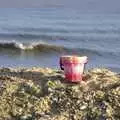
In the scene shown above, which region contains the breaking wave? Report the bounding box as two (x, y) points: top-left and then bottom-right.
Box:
(0, 41), (118, 57)
(0, 41), (66, 52)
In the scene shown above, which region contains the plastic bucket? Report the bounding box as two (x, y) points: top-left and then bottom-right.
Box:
(60, 56), (88, 82)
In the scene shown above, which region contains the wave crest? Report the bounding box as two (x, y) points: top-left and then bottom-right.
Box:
(0, 41), (66, 52)
(0, 41), (117, 57)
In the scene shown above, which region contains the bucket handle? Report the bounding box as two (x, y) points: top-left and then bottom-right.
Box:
(60, 58), (64, 70)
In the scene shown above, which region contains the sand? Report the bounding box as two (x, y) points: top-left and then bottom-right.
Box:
(0, 67), (120, 120)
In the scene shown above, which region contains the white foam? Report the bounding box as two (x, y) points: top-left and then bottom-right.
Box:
(15, 43), (25, 50)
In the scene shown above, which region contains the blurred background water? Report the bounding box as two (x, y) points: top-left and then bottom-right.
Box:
(0, 8), (120, 71)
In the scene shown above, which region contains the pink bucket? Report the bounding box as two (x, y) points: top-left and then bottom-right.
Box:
(60, 56), (88, 82)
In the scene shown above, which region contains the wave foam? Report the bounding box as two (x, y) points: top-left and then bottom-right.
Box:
(0, 41), (66, 52)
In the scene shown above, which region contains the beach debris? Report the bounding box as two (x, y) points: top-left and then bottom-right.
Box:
(0, 67), (119, 120)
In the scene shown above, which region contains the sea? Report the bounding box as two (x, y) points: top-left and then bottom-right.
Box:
(0, 8), (120, 72)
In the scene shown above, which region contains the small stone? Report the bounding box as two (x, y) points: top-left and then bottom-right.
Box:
(80, 105), (87, 110)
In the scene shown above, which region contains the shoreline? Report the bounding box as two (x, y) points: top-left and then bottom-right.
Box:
(0, 67), (120, 119)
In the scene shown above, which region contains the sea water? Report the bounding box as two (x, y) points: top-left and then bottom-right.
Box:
(0, 8), (120, 71)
